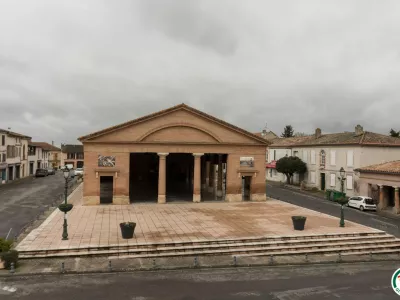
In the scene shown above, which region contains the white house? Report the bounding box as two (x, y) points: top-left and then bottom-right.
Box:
(0, 129), (31, 183)
(267, 125), (400, 197)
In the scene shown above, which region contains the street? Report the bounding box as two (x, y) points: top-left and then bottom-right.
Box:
(266, 182), (400, 237)
(0, 172), (76, 238)
(0, 261), (398, 299)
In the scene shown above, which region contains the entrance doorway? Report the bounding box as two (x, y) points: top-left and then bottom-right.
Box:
(8, 166), (13, 181)
(166, 153), (193, 201)
(16, 165), (20, 179)
(129, 153), (159, 202)
(29, 162), (34, 175)
(242, 176), (252, 201)
(100, 176), (113, 204)
(320, 173), (326, 191)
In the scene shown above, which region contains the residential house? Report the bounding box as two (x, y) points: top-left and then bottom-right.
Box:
(61, 144), (84, 168)
(29, 142), (61, 169)
(267, 125), (400, 197)
(0, 129), (31, 183)
(356, 161), (400, 214)
(29, 142), (51, 170)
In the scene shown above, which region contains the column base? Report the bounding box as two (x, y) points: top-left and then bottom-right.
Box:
(216, 190), (223, 197)
(158, 195), (166, 204)
(83, 196), (100, 206)
(193, 194), (201, 203)
(251, 193), (267, 201)
(225, 194), (242, 202)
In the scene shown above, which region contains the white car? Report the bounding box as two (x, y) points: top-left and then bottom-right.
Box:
(347, 196), (377, 211)
(75, 168), (84, 176)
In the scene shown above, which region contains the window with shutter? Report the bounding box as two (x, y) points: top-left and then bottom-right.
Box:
(311, 150), (316, 164)
(310, 171), (316, 183)
(346, 175), (353, 189)
(330, 150), (336, 165)
(330, 174), (336, 187)
(347, 150), (353, 167)
(302, 150), (308, 162)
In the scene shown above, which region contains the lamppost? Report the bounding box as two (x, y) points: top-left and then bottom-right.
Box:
(338, 167), (347, 227)
(59, 166), (73, 240)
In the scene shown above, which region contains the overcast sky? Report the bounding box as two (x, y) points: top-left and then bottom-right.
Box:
(1, 0), (400, 145)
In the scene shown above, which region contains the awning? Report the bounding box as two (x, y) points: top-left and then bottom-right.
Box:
(266, 160), (277, 169)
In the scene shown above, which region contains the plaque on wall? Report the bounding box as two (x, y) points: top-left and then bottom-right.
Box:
(240, 157), (254, 167)
(98, 155), (116, 167)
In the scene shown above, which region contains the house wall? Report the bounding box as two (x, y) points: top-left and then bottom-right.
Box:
(83, 143), (266, 205)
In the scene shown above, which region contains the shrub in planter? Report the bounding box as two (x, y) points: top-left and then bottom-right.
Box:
(337, 197), (349, 206)
(58, 203), (73, 213)
(291, 216), (307, 231)
(0, 238), (12, 252)
(1, 250), (18, 270)
(119, 222), (136, 239)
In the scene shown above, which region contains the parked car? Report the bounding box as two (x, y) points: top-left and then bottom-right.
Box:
(35, 168), (48, 177)
(347, 196), (377, 211)
(47, 168), (55, 175)
(75, 168), (84, 176)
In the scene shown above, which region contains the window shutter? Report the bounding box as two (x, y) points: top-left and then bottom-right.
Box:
(303, 150), (308, 162)
(311, 150), (316, 164)
(346, 175), (353, 189)
(347, 150), (353, 167)
(330, 150), (336, 165)
(310, 171), (316, 183)
(330, 173), (336, 187)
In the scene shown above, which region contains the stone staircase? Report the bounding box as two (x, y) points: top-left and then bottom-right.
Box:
(18, 231), (400, 259)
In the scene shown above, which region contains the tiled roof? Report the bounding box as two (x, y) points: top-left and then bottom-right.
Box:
(0, 128), (31, 139)
(254, 131), (279, 140)
(356, 160), (400, 175)
(269, 131), (400, 148)
(78, 103), (269, 145)
(29, 142), (61, 151)
(61, 144), (83, 153)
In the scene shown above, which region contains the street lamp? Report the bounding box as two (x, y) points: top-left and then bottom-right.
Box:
(59, 166), (73, 240)
(338, 167), (347, 227)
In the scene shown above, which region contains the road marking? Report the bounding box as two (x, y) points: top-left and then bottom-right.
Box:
(2, 286), (17, 293)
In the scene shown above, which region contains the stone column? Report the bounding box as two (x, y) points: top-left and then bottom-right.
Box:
(205, 157), (211, 187)
(157, 153), (169, 204)
(394, 187), (400, 214)
(193, 153), (204, 202)
(208, 156), (215, 193)
(201, 158), (207, 190)
(378, 185), (384, 210)
(216, 154), (223, 197)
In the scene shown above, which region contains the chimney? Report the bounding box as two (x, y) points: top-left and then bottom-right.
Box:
(355, 124), (364, 135)
(315, 128), (322, 138)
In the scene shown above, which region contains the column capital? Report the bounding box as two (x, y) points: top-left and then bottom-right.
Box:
(157, 153), (169, 157)
(394, 186), (399, 191)
(378, 184), (383, 188)
(193, 153), (204, 157)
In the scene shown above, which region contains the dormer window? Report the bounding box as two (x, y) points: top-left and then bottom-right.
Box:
(320, 150), (326, 167)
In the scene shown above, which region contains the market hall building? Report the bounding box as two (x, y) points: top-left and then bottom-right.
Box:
(78, 104), (268, 205)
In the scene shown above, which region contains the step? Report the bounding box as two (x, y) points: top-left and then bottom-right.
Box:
(18, 236), (400, 259)
(17, 231), (387, 255)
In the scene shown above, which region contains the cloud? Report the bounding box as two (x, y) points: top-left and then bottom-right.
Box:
(1, 0), (400, 145)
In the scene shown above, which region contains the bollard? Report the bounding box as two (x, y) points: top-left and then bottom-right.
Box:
(233, 256), (237, 267)
(61, 262), (65, 273)
(10, 262), (15, 274)
(152, 259), (156, 269)
(337, 252), (342, 263)
(108, 260), (112, 272)
(269, 255), (274, 265)
(305, 253), (309, 263)
(194, 257), (198, 267)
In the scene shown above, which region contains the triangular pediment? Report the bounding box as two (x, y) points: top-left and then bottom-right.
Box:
(79, 104), (268, 145)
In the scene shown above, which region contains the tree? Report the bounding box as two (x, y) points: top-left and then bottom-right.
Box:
(276, 156), (307, 184)
(390, 128), (400, 138)
(281, 125), (294, 137)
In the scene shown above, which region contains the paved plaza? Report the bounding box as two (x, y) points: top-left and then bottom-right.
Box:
(16, 184), (380, 252)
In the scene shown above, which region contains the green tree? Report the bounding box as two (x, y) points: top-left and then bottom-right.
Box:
(390, 128), (400, 137)
(281, 125), (294, 137)
(276, 156), (307, 184)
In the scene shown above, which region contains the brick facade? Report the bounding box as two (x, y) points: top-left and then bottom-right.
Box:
(79, 104), (268, 205)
